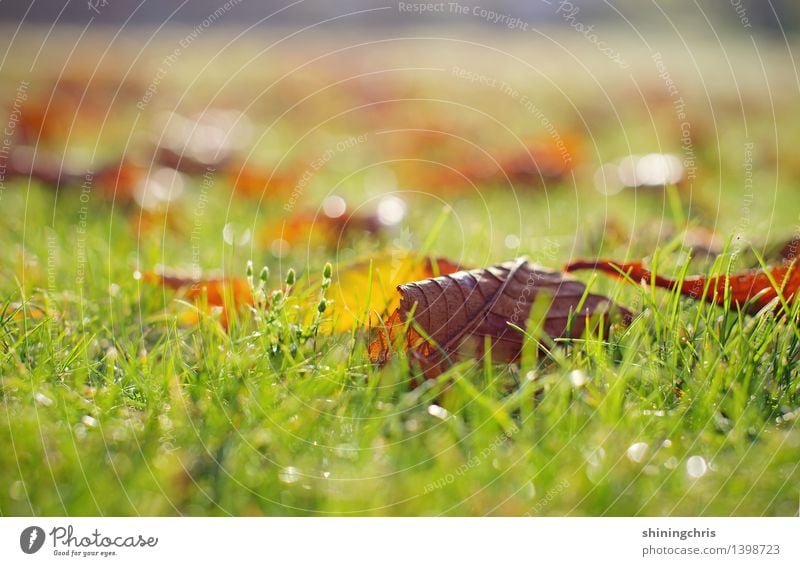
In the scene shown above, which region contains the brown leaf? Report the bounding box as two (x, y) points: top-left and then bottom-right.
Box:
(152, 110), (249, 174)
(369, 258), (629, 377)
(565, 259), (800, 314)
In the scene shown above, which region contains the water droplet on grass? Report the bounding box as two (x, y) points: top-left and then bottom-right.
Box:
(322, 195), (347, 218)
(593, 163), (624, 195)
(34, 392), (53, 407)
(584, 447), (605, 467)
(686, 455), (708, 478)
(427, 404), (449, 420)
(377, 195), (407, 226)
(279, 466), (300, 484)
(223, 222), (251, 246)
(569, 370), (588, 387)
(626, 442), (648, 463)
(504, 234), (521, 249)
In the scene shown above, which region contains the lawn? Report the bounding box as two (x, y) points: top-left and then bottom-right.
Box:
(1, 28), (799, 516)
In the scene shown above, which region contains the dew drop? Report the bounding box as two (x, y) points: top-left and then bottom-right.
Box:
(686, 455), (708, 478)
(504, 234), (521, 249)
(376, 196), (407, 226)
(626, 442), (648, 463)
(82, 415), (98, 428)
(322, 195), (347, 218)
(569, 370), (588, 388)
(279, 466), (300, 484)
(427, 404), (449, 420)
(34, 392), (53, 407)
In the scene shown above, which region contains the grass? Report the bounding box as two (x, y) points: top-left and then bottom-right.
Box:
(2, 31), (800, 516)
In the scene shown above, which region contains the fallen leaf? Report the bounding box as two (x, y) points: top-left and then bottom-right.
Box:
(141, 270), (253, 328)
(370, 258), (628, 377)
(226, 163), (298, 199)
(466, 141), (576, 186)
(405, 138), (579, 192)
(5, 146), (84, 187)
(141, 254), (459, 332)
(565, 259), (800, 314)
(329, 252), (463, 331)
(260, 211), (380, 252)
(17, 76), (142, 145)
(130, 208), (186, 237)
(94, 158), (146, 203)
(152, 110), (251, 174)
(260, 196), (407, 252)
(8, 302), (49, 322)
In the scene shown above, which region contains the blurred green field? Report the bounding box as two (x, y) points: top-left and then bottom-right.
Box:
(1, 29), (800, 516)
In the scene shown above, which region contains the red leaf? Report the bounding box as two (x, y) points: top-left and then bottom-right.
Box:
(565, 259), (800, 313)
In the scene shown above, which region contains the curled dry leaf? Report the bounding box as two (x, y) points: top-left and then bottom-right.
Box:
(369, 258), (629, 377)
(565, 259), (800, 314)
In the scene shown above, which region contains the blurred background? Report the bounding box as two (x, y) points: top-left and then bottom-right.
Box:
(2, 0), (800, 273)
(2, 0), (799, 32)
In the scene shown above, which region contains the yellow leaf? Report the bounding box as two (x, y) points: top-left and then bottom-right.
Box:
(327, 252), (462, 331)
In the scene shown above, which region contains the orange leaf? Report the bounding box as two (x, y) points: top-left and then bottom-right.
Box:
(565, 259), (800, 313)
(259, 210), (385, 252)
(95, 158), (145, 203)
(142, 270), (253, 328)
(225, 163), (297, 199)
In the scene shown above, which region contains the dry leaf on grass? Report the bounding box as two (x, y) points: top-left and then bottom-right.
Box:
(140, 270), (253, 328)
(370, 258), (630, 377)
(566, 259), (800, 314)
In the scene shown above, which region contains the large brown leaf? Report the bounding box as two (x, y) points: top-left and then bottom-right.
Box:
(369, 258), (630, 377)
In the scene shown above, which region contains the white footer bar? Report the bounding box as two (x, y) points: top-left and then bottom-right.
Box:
(0, 517), (797, 565)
